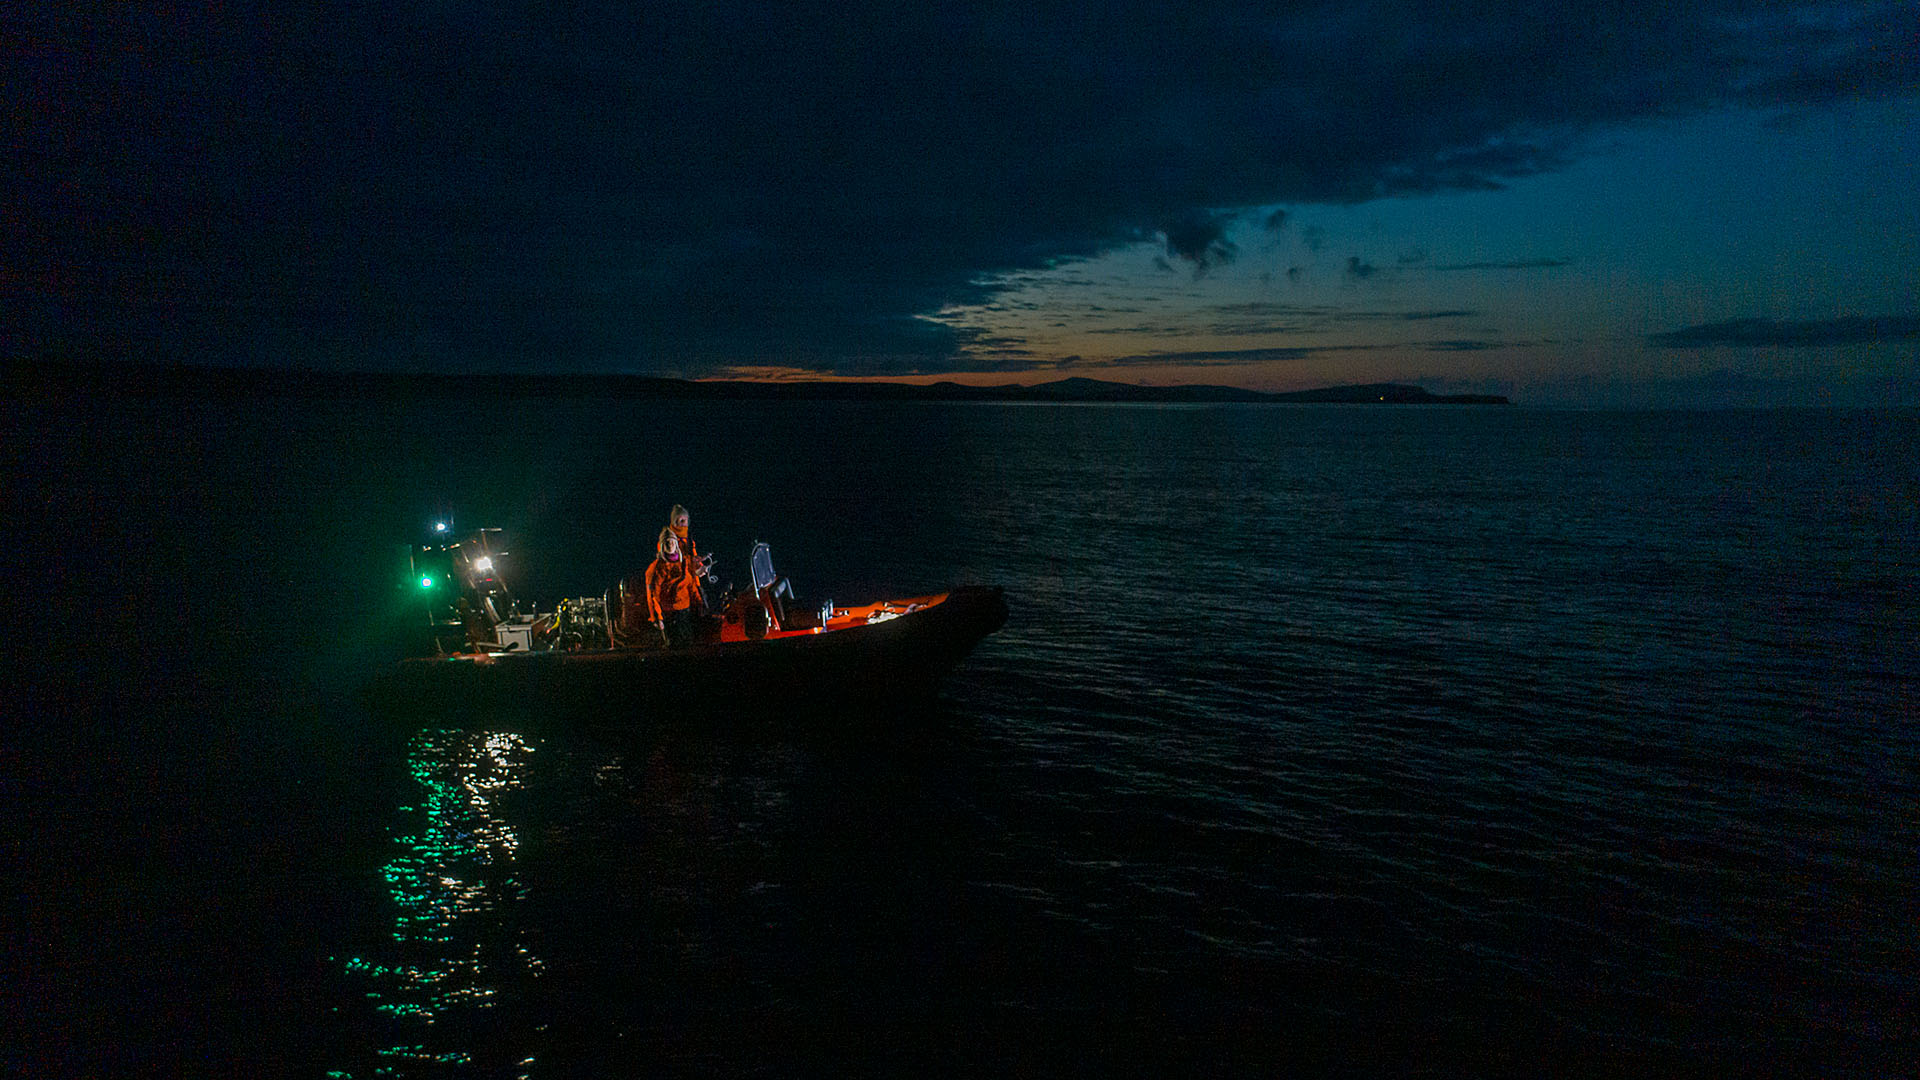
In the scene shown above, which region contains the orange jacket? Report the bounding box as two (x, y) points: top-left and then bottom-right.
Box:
(646, 555), (698, 622)
(668, 524), (706, 609)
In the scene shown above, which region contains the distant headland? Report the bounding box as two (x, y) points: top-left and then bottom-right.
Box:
(7, 362), (1511, 405)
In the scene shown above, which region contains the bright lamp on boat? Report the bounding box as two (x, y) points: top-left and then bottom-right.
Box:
(474, 556), (493, 572)
(434, 521), (448, 533)
(419, 575), (435, 589)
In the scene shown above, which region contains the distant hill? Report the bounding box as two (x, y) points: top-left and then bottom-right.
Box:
(6, 361), (1511, 405)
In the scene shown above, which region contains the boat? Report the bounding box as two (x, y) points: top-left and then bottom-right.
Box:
(368, 528), (1008, 728)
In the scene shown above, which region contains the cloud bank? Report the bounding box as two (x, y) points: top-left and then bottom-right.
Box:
(5, 2), (1915, 373)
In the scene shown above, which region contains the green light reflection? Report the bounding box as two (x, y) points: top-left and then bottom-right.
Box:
(337, 728), (544, 1077)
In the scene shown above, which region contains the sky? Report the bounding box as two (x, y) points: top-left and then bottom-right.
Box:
(5, 2), (1916, 404)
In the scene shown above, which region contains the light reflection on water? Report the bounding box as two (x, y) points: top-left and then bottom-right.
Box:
(330, 723), (841, 1078)
(335, 729), (543, 1078)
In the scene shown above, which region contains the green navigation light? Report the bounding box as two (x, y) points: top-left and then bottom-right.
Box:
(419, 575), (435, 589)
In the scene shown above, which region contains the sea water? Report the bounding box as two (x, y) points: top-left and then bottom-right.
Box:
(7, 396), (1916, 1076)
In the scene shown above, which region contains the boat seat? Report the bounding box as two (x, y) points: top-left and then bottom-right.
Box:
(749, 542), (789, 595)
(747, 541), (795, 633)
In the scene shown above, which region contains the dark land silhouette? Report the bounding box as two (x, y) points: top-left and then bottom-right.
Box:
(8, 362), (1511, 405)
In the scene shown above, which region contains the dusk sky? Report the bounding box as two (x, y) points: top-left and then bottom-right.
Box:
(6, 2), (1916, 404)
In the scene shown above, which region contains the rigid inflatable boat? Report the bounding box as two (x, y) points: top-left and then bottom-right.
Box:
(369, 529), (1007, 727)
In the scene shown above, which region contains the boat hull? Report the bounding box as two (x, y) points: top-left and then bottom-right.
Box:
(368, 585), (1007, 731)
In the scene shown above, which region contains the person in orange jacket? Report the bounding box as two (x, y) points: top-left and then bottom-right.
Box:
(646, 526), (700, 647)
(667, 504), (709, 614)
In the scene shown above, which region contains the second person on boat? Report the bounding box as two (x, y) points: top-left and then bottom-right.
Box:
(667, 503), (710, 615)
(646, 526), (701, 648)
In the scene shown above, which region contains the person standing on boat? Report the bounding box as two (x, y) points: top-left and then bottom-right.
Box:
(667, 504), (709, 615)
(647, 526), (700, 648)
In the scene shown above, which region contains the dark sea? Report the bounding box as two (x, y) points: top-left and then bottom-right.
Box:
(6, 396), (1916, 1078)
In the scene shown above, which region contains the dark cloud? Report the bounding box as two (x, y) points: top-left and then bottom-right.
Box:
(5, 2), (1914, 373)
(1263, 209), (1289, 232)
(1436, 259), (1573, 271)
(1158, 213), (1238, 275)
(1105, 345), (1380, 367)
(1649, 315), (1920, 348)
(1204, 318), (1314, 337)
(1105, 338), (1532, 368)
(1345, 257), (1381, 281)
(1087, 302), (1490, 338)
(1085, 323), (1208, 337)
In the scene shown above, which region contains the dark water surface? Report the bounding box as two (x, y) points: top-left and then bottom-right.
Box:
(7, 397), (1916, 1076)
